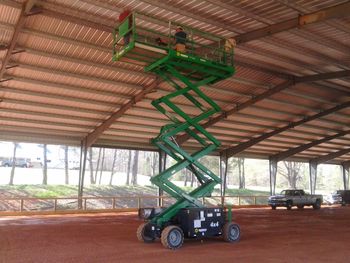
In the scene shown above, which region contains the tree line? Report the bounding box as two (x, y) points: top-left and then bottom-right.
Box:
(6, 142), (340, 191)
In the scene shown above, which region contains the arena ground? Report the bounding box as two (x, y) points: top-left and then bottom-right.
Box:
(1, 206), (349, 263)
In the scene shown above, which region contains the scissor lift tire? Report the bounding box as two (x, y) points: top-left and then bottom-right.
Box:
(161, 225), (184, 250)
(137, 222), (155, 243)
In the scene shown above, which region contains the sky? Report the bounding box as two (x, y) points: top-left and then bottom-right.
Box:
(0, 141), (64, 161)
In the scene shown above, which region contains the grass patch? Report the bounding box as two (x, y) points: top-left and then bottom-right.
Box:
(0, 184), (159, 198)
(0, 185), (78, 198)
(0, 185), (269, 198)
(221, 188), (270, 196)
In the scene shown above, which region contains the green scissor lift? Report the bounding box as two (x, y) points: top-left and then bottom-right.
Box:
(113, 12), (240, 249)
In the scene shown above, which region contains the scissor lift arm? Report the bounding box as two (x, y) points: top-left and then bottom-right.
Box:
(113, 13), (240, 249)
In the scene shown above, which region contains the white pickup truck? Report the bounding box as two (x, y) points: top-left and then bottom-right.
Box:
(268, 189), (323, 210)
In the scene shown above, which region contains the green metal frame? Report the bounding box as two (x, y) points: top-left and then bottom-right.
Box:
(112, 12), (235, 67)
(113, 14), (236, 228)
(146, 50), (234, 227)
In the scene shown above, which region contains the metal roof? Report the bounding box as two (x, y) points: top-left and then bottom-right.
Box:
(0, 0), (349, 164)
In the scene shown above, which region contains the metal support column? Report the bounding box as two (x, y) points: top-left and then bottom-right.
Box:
(269, 158), (277, 195)
(78, 139), (88, 209)
(342, 162), (350, 190)
(220, 151), (228, 197)
(158, 150), (167, 207)
(309, 160), (318, 194)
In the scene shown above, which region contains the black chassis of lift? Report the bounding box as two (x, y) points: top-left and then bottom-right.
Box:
(140, 207), (227, 239)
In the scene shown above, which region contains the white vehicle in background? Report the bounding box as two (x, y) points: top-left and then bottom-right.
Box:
(0, 158), (33, 168)
(324, 192), (343, 205)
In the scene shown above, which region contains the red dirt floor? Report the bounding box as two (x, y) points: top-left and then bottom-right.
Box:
(1, 206), (350, 263)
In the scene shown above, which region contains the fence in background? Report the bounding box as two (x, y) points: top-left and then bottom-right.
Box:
(0, 195), (269, 214)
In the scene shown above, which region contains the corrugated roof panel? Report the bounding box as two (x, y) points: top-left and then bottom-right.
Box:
(7, 63), (144, 98)
(237, 46), (316, 75)
(0, 4), (21, 24)
(43, 0), (115, 26)
(0, 108), (97, 127)
(295, 0), (349, 11)
(0, 27), (13, 45)
(25, 14), (112, 49)
(4, 77), (128, 107)
(118, 115), (166, 129)
(229, 0), (296, 23)
(15, 36), (150, 81)
(293, 83), (350, 102)
(1, 84), (117, 113)
(1, 100), (108, 120)
(0, 0), (349, 163)
(0, 115), (91, 133)
(0, 50), (7, 60)
(245, 40), (343, 73)
(306, 21), (350, 47)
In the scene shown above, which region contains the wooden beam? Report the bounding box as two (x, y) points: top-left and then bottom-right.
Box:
(176, 79), (295, 145)
(0, 0), (36, 80)
(235, 2), (350, 44)
(342, 161), (350, 169)
(0, 0), (22, 9)
(296, 70), (350, 83)
(223, 101), (350, 158)
(271, 130), (350, 162)
(40, 8), (111, 33)
(0, 44), (8, 50)
(85, 78), (162, 147)
(176, 69), (350, 145)
(312, 148), (350, 165)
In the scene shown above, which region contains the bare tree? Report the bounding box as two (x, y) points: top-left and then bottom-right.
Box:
(93, 148), (102, 185)
(238, 158), (245, 189)
(98, 148), (105, 185)
(131, 150), (139, 185)
(190, 173), (195, 187)
(151, 152), (158, 176)
(126, 150), (132, 185)
(184, 169), (189, 186)
(64, 145), (69, 185)
(279, 161), (303, 189)
(88, 148), (94, 184)
(9, 143), (19, 185)
(42, 144), (48, 185)
(227, 158), (238, 188)
(109, 149), (117, 185)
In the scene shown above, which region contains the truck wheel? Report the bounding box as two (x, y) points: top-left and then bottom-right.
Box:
(297, 205), (304, 209)
(313, 199), (321, 210)
(223, 222), (240, 242)
(161, 225), (184, 249)
(271, 205), (276, 210)
(286, 201), (292, 210)
(136, 222), (155, 243)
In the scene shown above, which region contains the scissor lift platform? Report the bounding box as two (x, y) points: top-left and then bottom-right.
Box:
(113, 12), (240, 249)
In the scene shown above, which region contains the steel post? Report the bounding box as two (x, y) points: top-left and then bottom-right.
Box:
(158, 150), (166, 207)
(342, 162), (350, 190)
(78, 140), (87, 209)
(220, 151), (228, 197)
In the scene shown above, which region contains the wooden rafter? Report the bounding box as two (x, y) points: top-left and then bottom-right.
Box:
(271, 130), (350, 162)
(176, 70), (350, 145)
(85, 78), (162, 147)
(223, 101), (350, 158)
(0, 0), (36, 80)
